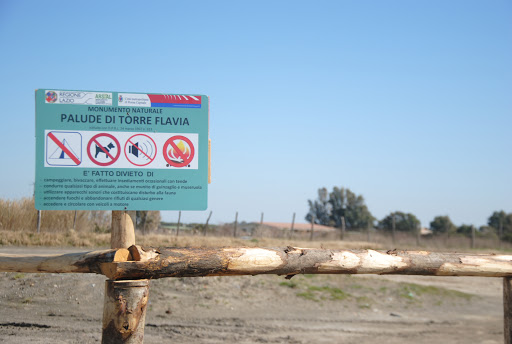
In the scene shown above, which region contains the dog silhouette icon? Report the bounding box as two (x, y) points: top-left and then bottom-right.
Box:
(95, 142), (115, 159)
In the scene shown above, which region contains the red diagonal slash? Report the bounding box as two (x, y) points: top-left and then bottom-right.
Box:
(169, 140), (189, 162)
(128, 139), (151, 160)
(47, 132), (81, 165)
(92, 138), (115, 160)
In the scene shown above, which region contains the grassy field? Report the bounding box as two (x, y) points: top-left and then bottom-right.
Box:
(0, 229), (380, 250)
(1, 197), (509, 252)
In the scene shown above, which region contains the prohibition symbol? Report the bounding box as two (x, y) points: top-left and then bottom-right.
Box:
(163, 135), (195, 168)
(124, 134), (157, 166)
(46, 131), (82, 166)
(87, 133), (121, 166)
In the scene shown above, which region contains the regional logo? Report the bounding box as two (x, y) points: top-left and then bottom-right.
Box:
(119, 95), (123, 102)
(46, 91), (57, 103)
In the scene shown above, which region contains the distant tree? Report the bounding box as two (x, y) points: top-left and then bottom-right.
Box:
(429, 216), (456, 234)
(488, 211), (507, 230)
(328, 187), (374, 229)
(306, 187), (374, 229)
(306, 188), (332, 225)
(478, 225), (498, 239)
(89, 210), (111, 233)
(379, 212), (420, 232)
(457, 224), (474, 237)
(488, 211), (512, 241)
(136, 211), (161, 234)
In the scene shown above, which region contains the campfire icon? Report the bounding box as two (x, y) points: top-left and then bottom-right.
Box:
(167, 140), (191, 163)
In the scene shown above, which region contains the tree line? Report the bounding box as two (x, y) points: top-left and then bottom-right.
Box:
(306, 187), (512, 240)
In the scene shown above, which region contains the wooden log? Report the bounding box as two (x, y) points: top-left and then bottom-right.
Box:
(102, 280), (149, 344)
(0, 249), (129, 275)
(111, 211), (135, 249)
(102, 246), (512, 280)
(103, 210), (147, 344)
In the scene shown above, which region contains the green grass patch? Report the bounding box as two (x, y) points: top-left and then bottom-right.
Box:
(356, 295), (373, 309)
(307, 285), (350, 300)
(398, 283), (472, 301)
(11, 273), (25, 280)
(297, 291), (319, 302)
(279, 281), (298, 289)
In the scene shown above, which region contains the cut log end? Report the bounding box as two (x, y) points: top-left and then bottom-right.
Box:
(113, 248), (131, 262)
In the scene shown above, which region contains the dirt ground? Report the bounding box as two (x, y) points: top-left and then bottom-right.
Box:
(0, 247), (505, 344)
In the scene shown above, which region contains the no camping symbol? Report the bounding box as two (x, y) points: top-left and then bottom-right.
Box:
(87, 133), (121, 166)
(46, 131), (82, 166)
(163, 135), (195, 168)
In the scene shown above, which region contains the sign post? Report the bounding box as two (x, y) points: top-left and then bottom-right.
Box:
(35, 89), (210, 343)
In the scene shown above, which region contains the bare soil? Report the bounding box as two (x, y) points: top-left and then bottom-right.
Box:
(0, 247), (504, 344)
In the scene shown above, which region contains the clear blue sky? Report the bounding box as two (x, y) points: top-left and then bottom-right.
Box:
(1, 0), (511, 228)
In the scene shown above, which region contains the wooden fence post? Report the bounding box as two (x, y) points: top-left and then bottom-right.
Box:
(36, 210), (41, 233)
(290, 212), (296, 239)
(504, 277), (512, 344)
(203, 211), (212, 236)
(471, 225), (475, 249)
(340, 216), (346, 240)
(102, 211), (148, 344)
(310, 216), (315, 241)
(176, 211), (181, 237)
(233, 211), (238, 238)
(392, 213), (396, 245)
(73, 210), (77, 231)
(500, 220), (504, 249)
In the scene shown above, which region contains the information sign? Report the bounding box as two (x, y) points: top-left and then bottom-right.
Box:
(35, 89), (209, 210)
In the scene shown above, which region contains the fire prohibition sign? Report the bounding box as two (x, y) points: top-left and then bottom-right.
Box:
(163, 135), (195, 168)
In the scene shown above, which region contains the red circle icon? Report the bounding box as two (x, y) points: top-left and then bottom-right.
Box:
(163, 135), (195, 167)
(124, 134), (157, 166)
(87, 133), (121, 166)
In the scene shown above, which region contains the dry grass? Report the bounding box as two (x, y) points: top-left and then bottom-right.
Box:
(0, 198), (109, 234)
(136, 234), (380, 250)
(0, 229), (380, 250)
(0, 230), (110, 247)
(1, 229), (509, 253)
(0, 198), (507, 252)
(0, 198), (381, 249)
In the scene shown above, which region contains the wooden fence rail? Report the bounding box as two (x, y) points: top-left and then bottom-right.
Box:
(2, 246), (512, 279)
(2, 246), (512, 343)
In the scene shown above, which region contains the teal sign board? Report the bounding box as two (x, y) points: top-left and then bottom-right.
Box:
(35, 89), (209, 210)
